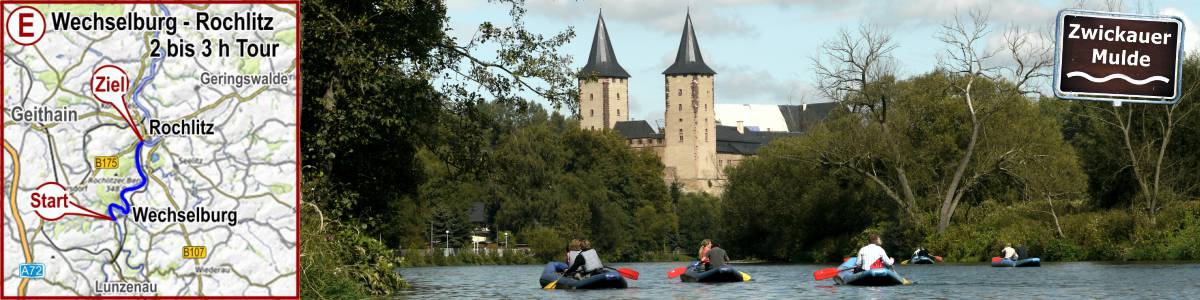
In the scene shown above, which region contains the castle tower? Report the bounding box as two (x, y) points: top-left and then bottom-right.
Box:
(578, 11), (630, 130)
(663, 12), (719, 193)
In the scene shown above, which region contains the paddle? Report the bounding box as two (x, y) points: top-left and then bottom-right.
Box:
(991, 256), (1002, 264)
(607, 266), (639, 280)
(900, 259), (910, 265)
(667, 267), (687, 279)
(543, 274), (563, 290)
(814, 257), (852, 281)
(812, 267), (840, 281)
(934, 256), (944, 262)
(886, 263), (914, 285)
(740, 271), (752, 281)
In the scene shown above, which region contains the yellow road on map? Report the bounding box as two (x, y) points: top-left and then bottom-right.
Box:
(4, 140), (32, 296)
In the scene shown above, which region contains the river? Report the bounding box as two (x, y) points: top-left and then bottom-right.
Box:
(394, 261), (1200, 299)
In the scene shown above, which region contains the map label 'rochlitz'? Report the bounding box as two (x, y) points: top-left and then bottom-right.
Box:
(148, 118), (216, 136)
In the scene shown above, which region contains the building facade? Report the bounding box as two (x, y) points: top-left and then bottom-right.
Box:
(577, 12), (630, 131)
(578, 12), (832, 195)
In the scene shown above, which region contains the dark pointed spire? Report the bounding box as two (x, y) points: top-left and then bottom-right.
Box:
(579, 11), (630, 79)
(663, 11), (715, 75)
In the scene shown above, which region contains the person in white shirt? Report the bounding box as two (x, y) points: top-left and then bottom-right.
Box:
(1001, 243), (1019, 260)
(855, 234), (894, 271)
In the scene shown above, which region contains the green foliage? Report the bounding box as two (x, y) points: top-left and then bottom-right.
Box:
(301, 0), (586, 295)
(720, 134), (879, 262)
(720, 69), (1091, 262)
(523, 226), (567, 261)
(1053, 55), (1200, 210)
(301, 175), (407, 298)
(921, 200), (1200, 262)
(675, 192), (721, 253)
(397, 249), (539, 267)
(409, 101), (676, 262)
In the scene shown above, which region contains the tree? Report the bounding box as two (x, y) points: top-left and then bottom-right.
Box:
(675, 192), (721, 255)
(303, 0), (578, 243)
(810, 23), (917, 220)
(1062, 55), (1200, 225)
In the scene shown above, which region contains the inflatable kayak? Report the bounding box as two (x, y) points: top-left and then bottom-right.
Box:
(991, 257), (1041, 267)
(538, 262), (628, 289)
(680, 263), (750, 283)
(834, 257), (907, 286)
(909, 256), (935, 264)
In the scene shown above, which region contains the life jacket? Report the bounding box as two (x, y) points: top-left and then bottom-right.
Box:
(580, 249), (603, 273)
(871, 259), (884, 269)
(566, 250), (581, 267)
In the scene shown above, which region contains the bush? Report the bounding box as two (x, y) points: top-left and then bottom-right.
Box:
(301, 174), (407, 298)
(522, 226), (567, 262)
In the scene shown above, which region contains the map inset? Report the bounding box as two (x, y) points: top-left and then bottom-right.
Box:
(3, 3), (298, 297)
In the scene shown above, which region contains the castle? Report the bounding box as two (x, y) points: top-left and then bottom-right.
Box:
(577, 12), (832, 195)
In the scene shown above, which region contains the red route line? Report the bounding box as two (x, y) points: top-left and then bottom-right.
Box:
(0, 1), (302, 298)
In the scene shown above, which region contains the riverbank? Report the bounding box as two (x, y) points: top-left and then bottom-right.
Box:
(396, 250), (697, 268)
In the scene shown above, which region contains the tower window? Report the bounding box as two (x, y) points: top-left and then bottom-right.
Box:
(678, 104), (682, 111)
(679, 129), (684, 142)
(589, 94), (593, 101)
(678, 89), (682, 96)
(617, 109), (621, 116)
(705, 128), (708, 141)
(679, 118), (683, 123)
(590, 109), (594, 116)
(617, 93), (621, 100)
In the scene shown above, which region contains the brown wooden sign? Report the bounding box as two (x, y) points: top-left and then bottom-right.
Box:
(1054, 9), (1185, 105)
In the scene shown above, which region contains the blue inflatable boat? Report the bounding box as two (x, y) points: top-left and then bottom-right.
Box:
(680, 263), (749, 283)
(909, 256), (935, 264)
(834, 257), (908, 286)
(538, 262), (628, 289)
(991, 257), (1041, 267)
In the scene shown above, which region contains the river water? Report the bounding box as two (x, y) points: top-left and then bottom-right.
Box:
(394, 261), (1200, 299)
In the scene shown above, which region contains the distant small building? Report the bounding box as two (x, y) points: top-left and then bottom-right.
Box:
(468, 203), (491, 250)
(579, 11), (833, 195)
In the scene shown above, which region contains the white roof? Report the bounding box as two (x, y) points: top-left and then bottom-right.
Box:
(714, 104), (789, 132)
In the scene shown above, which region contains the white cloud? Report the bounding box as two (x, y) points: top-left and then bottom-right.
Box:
(1159, 7), (1200, 55)
(715, 64), (823, 105)
(525, 0), (759, 37)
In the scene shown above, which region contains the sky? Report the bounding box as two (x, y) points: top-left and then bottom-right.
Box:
(445, 0), (1200, 123)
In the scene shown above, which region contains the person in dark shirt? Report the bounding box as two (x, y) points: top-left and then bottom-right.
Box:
(705, 241), (731, 271)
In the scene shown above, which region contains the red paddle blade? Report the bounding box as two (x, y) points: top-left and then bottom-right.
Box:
(842, 257), (850, 262)
(935, 256), (944, 262)
(991, 257), (1001, 263)
(618, 267), (640, 280)
(813, 267), (840, 281)
(666, 267), (686, 279)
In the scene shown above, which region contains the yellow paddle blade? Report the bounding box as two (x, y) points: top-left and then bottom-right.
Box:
(543, 280), (558, 290)
(901, 260), (909, 265)
(740, 271), (752, 281)
(901, 277), (912, 285)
